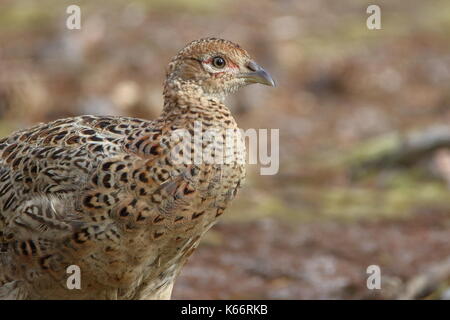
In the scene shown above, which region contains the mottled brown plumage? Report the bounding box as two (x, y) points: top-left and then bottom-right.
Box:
(0, 38), (274, 299)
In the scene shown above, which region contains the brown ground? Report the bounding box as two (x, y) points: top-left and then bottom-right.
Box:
(174, 211), (450, 299)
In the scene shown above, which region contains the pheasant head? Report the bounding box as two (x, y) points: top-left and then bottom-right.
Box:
(164, 38), (275, 103)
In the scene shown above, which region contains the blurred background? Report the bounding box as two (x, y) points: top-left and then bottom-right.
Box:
(0, 0), (449, 299)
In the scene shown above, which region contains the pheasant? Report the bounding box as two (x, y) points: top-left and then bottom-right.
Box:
(0, 38), (274, 299)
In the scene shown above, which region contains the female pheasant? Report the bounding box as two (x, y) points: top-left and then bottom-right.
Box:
(0, 38), (274, 299)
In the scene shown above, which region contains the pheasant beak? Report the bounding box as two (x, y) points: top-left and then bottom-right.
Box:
(240, 61), (275, 87)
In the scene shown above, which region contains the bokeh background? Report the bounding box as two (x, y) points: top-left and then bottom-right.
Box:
(1, 0), (450, 299)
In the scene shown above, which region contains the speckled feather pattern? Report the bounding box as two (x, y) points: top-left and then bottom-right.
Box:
(0, 38), (254, 299)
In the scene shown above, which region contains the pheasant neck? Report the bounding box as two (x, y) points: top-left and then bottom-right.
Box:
(161, 80), (235, 127)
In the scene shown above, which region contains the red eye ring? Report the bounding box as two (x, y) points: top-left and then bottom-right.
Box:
(212, 56), (226, 69)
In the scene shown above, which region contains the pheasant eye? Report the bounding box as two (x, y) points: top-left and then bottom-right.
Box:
(212, 56), (226, 69)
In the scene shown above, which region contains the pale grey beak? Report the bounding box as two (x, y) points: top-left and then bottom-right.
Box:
(240, 61), (275, 87)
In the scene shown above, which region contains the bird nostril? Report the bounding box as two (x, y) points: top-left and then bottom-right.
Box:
(246, 61), (258, 72)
